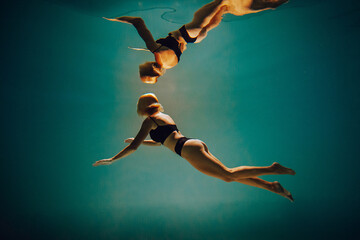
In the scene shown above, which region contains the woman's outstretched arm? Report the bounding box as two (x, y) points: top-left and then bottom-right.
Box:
(103, 17), (160, 52)
(93, 118), (154, 166)
(124, 138), (161, 146)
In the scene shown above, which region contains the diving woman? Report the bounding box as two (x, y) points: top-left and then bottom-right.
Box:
(93, 93), (296, 201)
(104, 0), (288, 84)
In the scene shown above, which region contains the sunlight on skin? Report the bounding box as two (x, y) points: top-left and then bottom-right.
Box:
(101, 0), (289, 84)
(227, 0), (289, 15)
(274, 181), (294, 202)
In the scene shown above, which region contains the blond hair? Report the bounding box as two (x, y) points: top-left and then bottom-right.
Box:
(139, 62), (162, 84)
(137, 93), (164, 116)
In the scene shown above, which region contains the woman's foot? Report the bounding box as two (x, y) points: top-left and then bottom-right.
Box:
(271, 162), (296, 175)
(273, 181), (294, 202)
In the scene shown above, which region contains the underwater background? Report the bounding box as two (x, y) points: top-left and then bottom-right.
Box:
(1, 0), (360, 239)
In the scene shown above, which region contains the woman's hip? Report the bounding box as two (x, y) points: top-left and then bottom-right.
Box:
(180, 138), (207, 157)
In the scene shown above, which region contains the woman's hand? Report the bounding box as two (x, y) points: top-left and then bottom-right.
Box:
(124, 138), (134, 143)
(92, 118), (153, 166)
(103, 17), (122, 22)
(93, 158), (113, 167)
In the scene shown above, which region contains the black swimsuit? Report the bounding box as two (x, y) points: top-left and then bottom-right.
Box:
(152, 25), (197, 62)
(155, 35), (182, 61)
(149, 117), (190, 156)
(179, 25), (197, 43)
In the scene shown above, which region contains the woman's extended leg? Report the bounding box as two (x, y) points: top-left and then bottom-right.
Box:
(226, 0), (289, 15)
(250, 0), (289, 10)
(181, 140), (295, 182)
(185, 0), (288, 39)
(236, 178), (294, 201)
(185, 0), (230, 38)
(182, 140), (294, 201)
(229, 162), (295, 179)
(194, 6), (228, 43)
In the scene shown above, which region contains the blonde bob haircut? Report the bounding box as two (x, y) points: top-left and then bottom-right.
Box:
(139, 62), (164, 84)
(137, 93), (164, 116)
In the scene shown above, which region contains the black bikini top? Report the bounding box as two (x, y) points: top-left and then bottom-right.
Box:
(152, 26), (197, 62)
(155, 34), (182, 61)
(149, 117), (179, 144)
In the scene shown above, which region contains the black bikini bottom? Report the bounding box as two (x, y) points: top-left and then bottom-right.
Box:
(174, 137), (191, 156)
(156, 35), (182, 61)
(179, 25), (197, 43)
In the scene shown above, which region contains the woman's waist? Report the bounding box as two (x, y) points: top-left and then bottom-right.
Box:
(169, 30), (187, 43)
(155, 31), (186, 66)
(163, 131), (186, 149)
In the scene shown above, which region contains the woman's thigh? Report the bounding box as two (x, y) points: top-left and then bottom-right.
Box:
(185, 0), (225, 36)
(181, 139), (230, 180)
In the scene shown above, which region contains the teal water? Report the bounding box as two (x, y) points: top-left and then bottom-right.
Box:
(2, 0), (360, 239)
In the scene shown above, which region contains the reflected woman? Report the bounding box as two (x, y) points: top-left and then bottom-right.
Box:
(93, 93), (296, 201)
(104, 0), (289, 84)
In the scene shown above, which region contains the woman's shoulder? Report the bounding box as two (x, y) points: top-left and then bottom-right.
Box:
(150, 113), (175, 125)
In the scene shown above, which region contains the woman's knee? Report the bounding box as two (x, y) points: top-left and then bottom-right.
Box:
(214, 0), (228, 9)
(220, 169), (234, 182)
(191, 1), (223, 25)
(222, 177), (233, 182)
(221, 176), (233, 182)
